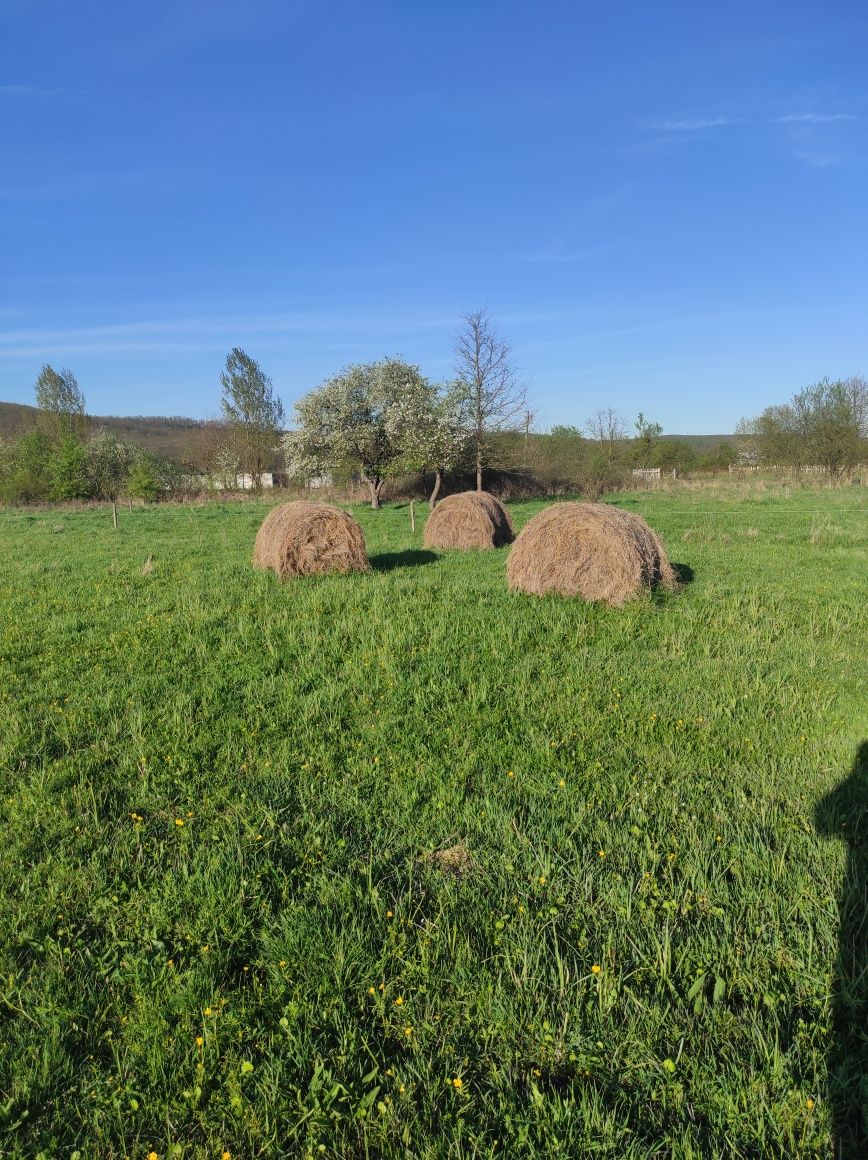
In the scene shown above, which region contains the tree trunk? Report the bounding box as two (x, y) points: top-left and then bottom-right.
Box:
(476, 447), (483, 492)
(368, 477), (383, 509)
(429, 469), (443, 509)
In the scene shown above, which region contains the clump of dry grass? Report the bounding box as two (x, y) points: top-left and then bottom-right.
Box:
(141, 555), (155, 575)
(253, 502), (369, 579)
(422, 840), (474, 878)
(506, 502), (676, 606)
(422, 491), (514, 550)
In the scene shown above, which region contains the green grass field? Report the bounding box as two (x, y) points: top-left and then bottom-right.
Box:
(1, 486), (866, 1158)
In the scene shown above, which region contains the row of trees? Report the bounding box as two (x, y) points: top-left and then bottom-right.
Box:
(0, 425), (188, 505)
(0, 366), (188, 504)
(214, 342), (868, 504)
(2, 321), (865, 508)
(737, 377), (868, 477)
(218, 310), (527, 508)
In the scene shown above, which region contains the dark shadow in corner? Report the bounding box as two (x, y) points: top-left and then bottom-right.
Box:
(816, 741), (868, 1158)
(370, 550), (440, 572)
(671, 562), (694, 585)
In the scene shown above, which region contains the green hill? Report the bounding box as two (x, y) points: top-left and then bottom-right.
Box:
(0, 401), (210, 461)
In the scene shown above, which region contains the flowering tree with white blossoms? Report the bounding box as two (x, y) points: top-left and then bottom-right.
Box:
(285, 358), (428, 508)
(385, 379), (470, 508)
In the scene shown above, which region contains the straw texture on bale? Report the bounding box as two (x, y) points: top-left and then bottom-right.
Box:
(422, 491), (514, 550)
(253, 502), (369, 579)
(507, 502), (675, 605)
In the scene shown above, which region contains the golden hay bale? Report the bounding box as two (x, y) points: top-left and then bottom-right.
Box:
(253, 502), (369, 579)
(506, 502), (676, 605)
(422, 491), (514, 550)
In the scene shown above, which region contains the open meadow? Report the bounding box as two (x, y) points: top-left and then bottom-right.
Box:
(1, 483), (866, 1159)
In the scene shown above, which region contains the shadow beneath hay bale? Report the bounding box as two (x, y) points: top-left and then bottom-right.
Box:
(816, 742), (868, 1158)
(370, 549), (440, 572)
(671, 562), (694, 585)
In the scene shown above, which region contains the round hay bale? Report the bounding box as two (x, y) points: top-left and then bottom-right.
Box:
(253, 501), (369, 579)
(422, 491), (514, 550)
(506, 502), (675, 605)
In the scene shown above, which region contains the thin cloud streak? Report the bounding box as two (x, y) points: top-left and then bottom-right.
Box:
(790, 151), (841, 168)
(0, 308), (464, 360)
(648, 116), (739, 131)
(776, 113), (857, 124)
(0, 84), (62, 98)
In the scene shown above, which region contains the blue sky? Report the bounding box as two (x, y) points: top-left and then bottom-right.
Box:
(1, 0), (866, 433)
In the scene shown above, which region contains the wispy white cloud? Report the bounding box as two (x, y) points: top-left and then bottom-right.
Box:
(775, 113), (857, 124)
(790, 150), (842, 168)
(649, 116), (739, 132)
(0, 308), (460, 359)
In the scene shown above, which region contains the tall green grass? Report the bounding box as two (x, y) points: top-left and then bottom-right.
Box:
(1, 486), (866, 1158)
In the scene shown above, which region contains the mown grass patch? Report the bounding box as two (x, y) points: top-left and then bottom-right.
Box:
(1, 487), (866, 1158)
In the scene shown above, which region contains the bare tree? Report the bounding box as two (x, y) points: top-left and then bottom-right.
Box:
(521, 407), (536, 470)
(633, 411), (663, 467)
(586, 407), (628, 465)
(453, 309), (526, 491)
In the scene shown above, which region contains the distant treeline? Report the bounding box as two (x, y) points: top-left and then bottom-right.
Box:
(0, 401), (733, 475)
(0, 397), (738, 507)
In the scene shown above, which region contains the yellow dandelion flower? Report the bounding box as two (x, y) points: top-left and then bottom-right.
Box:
(591, 964), (601, 975)
(195, 1036), (203, 1046)
(806, 1098), (815, 1110)
(386, 910), (393, 919)
(538, 875), (547, 885)
(394, 996), (404, 1006)
(148, 1153), (158, 1160)
(174, 818), (184, 827)
(598, 850), (606, 858)
(507, 770), (515, 778)
(452, 1077), (463, 1089)
(404, 1026), (413, 1036)
(368, 986), (376, 995)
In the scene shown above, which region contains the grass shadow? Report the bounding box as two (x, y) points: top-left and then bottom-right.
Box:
(370, 549), (440, 572)
(816, 741), (868, 1158)
(671, 562), (694, 585)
